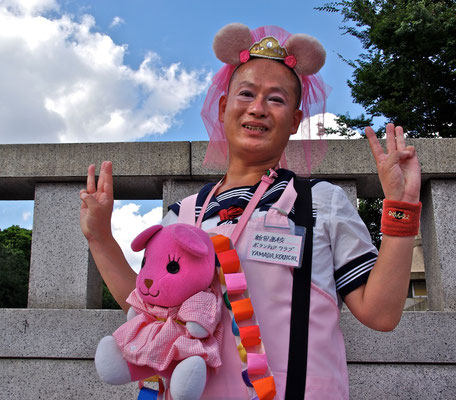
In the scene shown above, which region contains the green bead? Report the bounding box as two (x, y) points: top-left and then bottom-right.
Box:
(223, 291), (232, 310)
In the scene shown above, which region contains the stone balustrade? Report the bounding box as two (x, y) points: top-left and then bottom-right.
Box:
(0, 139), (455, 399)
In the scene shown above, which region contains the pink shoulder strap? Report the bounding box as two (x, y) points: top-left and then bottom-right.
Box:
(263, 178), (297, 228)
(177, 194), (198, 225)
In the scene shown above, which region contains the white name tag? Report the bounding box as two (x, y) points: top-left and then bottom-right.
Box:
(246, 230), (304, 268)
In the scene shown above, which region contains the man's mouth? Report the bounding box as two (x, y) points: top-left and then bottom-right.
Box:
(243, 124), (267, 132)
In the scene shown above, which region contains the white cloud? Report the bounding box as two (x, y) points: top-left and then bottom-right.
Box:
(2, 0), (58, 16)
(0, 1), (211, 144)
(111, 203), (163, 273)
(290, 112), (361, 140)
(22, 211), (32, 222)
(110, 16), (124, 28)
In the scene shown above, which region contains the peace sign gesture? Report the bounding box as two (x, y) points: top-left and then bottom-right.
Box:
(80, 161), (115, 243)
(365, 124), (421, 203)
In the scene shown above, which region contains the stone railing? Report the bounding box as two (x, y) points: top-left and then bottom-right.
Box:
(1, 139), (455, 399)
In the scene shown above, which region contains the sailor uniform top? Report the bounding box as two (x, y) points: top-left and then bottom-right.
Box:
(165, 168), (378, 306)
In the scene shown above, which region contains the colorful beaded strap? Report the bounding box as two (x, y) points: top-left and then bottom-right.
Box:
(211, 234), (276, 400)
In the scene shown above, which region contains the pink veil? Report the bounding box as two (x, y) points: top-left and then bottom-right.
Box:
(201, 25), (329, 176)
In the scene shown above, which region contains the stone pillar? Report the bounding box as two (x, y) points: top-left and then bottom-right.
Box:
(333, 180), (358, 208)
(163, 180), (359, 212)
(420, 179), (456, 311)
(162, 180), (211, 216)
(28, 183), (102, 309)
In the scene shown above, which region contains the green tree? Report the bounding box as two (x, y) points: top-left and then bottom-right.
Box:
(0, 225), (32, 308)
(358, 198), (383, 249)
(0, 225), (122, 309)
(325, 113), (374, 138)
(103, 282), (121, 309)
(317, 0), (456, 137)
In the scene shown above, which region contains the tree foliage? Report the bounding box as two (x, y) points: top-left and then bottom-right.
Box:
(0, 225), (32, 308)
(317, 0), (456, 137)
(0, 225), (121, 309)
(325, 113), (374, 137)
(358, 198), (383, 248)
(103, 282), (121, 309)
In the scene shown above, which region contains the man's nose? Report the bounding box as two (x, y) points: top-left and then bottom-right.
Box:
(248, 96), (267, 117)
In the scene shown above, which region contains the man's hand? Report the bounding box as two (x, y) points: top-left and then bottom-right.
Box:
(79, 160), (136, 312)
(365, 124), (421, 203)
(80, 161), (114, 243)
(345, 124), (422, 331)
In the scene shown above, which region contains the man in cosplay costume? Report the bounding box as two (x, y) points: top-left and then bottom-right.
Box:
(80, 23), (422, 400)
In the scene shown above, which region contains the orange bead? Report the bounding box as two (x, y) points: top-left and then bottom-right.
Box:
(231, 298), (254, 322)
(218, 249), (240, 274)
(239, 325), (261, 347)
(252, 376), (276, 400)
(211, 235), (230, 253)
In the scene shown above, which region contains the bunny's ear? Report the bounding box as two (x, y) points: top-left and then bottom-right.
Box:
(171, 225), (209, 258)
(131, 225), (163, 252)
(213, 23), (253, 65)
(284, 34), (326, 75)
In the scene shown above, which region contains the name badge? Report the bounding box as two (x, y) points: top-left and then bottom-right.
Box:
(246, 230), (304, 268)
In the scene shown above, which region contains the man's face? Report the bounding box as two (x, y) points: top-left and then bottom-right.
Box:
(218, 58), (302, 165)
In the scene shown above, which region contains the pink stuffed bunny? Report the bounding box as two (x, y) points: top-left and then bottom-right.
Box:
(95, 224), (223, 400)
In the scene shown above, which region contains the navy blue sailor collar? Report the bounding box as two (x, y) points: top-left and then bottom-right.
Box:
(168, 169), (297, 224)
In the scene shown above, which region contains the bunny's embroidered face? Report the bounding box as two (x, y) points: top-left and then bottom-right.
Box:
(131, 224), (215, 307)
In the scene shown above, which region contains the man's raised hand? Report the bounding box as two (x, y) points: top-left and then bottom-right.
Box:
(80, 161), (114, 242)
(365, 124), (421, 203)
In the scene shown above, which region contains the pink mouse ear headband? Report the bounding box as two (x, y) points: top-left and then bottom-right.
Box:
(201, 23), (329, 174)
(213, 23), (326, 77)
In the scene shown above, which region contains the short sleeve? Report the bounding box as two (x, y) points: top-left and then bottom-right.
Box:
(161, 209), (178, 227)
(328, 185), (378, 298)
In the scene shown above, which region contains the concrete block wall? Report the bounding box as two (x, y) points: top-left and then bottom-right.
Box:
(1, 139), (455, 399)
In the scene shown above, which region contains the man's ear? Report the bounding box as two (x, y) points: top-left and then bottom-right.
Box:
(218, 95), (227, 123)
(290, 109), (303, 135)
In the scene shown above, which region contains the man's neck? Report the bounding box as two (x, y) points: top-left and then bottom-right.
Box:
(217, 159), (279, 194)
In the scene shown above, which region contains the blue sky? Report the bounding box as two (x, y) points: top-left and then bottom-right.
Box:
(0, 0), (373, 264)
(66, 0), (368, 143)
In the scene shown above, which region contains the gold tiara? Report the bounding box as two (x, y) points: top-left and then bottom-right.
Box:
(249, 37), (288, 60)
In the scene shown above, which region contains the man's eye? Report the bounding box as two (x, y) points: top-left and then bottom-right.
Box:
(239, 91), (253, 97)
(270, 97), (285, 104)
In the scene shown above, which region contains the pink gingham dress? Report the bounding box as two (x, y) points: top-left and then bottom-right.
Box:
(113, 288), (223, 371)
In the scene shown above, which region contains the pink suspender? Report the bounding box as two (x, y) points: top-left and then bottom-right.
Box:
(178, 194), (198, 225)
(194, 169), (279, 246)
(263, 177), (297, 229)
(230, 171), (277, 245)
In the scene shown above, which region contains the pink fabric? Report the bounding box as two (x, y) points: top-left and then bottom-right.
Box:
(178, 194), (198, 225)
(178, 179), (349, 399)
(113, 288), (223, 371)
(230, 174), (275, 245)
(263, 177), (297, 228)
(201, 25), (329, 176)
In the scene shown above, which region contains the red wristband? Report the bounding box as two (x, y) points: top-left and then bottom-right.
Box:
(381, 200), (422, 237)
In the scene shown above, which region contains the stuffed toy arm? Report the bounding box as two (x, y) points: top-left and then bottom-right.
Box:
(178, 290), (222, 337)
(186, 321), (209, 338)
(126, 307), (137, 321)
